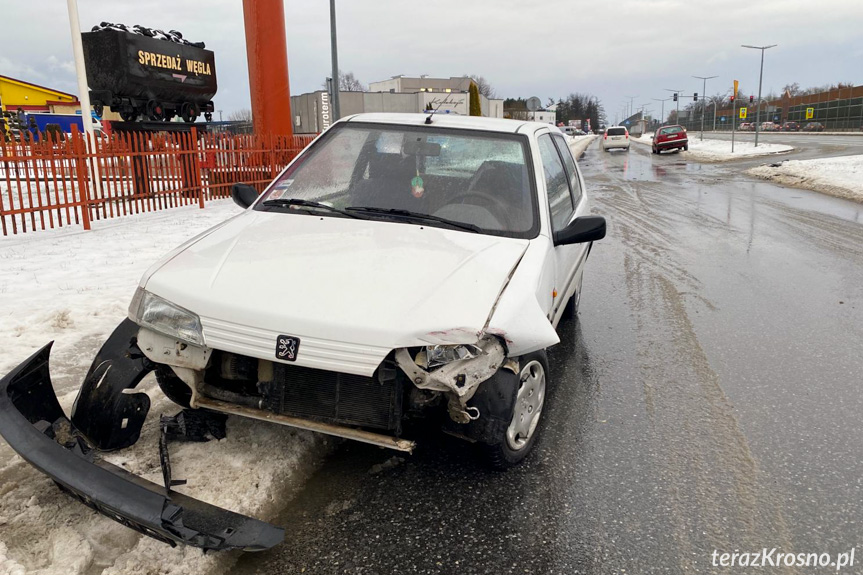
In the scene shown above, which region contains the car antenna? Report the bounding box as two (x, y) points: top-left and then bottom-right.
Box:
(425, 95), (453, 124)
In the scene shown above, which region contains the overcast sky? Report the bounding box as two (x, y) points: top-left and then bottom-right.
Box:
(3, 0), (862, 123)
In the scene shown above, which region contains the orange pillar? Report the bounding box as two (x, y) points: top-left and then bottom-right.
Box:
(242, 0), (293, 137)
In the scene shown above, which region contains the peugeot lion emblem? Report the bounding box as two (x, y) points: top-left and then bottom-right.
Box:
(275, 335), (300, 361)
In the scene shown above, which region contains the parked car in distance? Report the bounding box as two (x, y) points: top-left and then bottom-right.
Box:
(803, 122), (825, 132)
(760, 122), (778, 131)
(738, 122), (753, 131)
(602, 126), (630, 151)
(780, 121), (800, 131)
(652, 124), (688, 154)
(561, 126), (587, 137)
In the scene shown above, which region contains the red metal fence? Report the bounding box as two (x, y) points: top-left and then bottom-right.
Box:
(0, 127), (316, 236)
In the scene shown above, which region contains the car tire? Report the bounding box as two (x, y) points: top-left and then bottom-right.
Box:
(683, 144), (689, 151)
(480, 350), (549, 470)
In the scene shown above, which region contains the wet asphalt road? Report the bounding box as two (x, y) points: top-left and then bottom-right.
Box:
(232, 141), (863, 575)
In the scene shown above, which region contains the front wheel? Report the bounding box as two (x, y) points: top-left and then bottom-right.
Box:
(683, 144), (689, 151)
(480, 351), (549, 470)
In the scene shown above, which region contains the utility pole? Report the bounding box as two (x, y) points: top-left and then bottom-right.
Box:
(693, 75), (718, 141)
(742, 44), (776, 147)
(652, 97), (670, 125)
(732, 79), (738, 153)
(625, 95), (637, 119)
(329, 0), (341, 121)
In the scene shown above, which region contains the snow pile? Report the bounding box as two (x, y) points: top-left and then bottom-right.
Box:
(0, 202), (331, 575)
(747, 154), (863, 203)
(569, 135), (598, 157)
(632, 132), (793, 160)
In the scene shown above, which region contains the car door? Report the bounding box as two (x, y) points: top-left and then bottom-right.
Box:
(536, 132), (588, 326)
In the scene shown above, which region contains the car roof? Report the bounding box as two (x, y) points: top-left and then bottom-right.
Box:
(342, 113), (537, 134)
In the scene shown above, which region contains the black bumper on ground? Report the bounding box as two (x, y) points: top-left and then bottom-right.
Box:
(0, 342), (284, 552)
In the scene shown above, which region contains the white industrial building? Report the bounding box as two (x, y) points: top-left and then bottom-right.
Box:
(290, 75), (504, 134)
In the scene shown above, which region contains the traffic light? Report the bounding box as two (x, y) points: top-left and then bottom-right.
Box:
(694, 93), (698, 102)
(749, 95), (754, 103)
(673, 93), (678, 102)
(730, 95), (735, 102)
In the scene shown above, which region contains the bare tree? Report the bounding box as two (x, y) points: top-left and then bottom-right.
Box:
(228, 109), (252, 123)
(468, 75), (496, 99)
(340, 71), (366, 92)
(322, 70), (367, 92)
(782, 82), (801, 97)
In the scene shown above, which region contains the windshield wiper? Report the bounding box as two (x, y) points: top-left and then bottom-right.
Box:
(261, 198), (364, 219)
(345, 207), (481, 233)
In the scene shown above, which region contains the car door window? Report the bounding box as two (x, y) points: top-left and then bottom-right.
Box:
(537, 134), (573, 231)
(552, 134), (583, 206)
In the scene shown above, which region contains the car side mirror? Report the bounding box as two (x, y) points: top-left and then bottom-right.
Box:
(553, 215), (607, 246)
(231, 183), (259, 209)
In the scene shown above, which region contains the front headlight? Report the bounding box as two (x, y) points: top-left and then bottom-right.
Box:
(416, 343), (483, 370)
(129, 288), (205, 346)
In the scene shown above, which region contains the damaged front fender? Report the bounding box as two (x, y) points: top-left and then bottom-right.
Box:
(395, 335), (506, 423)
(0, 342), (284, 551)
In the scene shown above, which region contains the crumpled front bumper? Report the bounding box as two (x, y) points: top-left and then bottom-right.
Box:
(0, 342), (283, 552)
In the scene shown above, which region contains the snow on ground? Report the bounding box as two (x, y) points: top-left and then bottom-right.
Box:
(632, 132), (793, 161)
(0, 202), (332, 575)
(747, 154), (863, 204)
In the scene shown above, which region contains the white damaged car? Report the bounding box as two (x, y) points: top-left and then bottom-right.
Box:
(0, 113), (605, 550)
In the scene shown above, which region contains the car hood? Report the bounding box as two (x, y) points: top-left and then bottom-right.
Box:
(143, 211), (529, 374)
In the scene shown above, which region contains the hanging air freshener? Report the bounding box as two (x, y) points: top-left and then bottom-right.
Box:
(411, 171), (425, 198)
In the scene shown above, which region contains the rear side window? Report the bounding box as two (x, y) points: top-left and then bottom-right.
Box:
(607, 127), (627, 136)
(552, 134), (583, 206)
(537, 134), (573, 231)
(660, 126), (683, 135)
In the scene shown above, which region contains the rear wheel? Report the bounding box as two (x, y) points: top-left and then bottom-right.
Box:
(146, 100), (165, 121)
(119, 106), (138, 122)
(480, 351), (549, 470)
(180, 102), (200, 123)
(683, 144), (689, 151)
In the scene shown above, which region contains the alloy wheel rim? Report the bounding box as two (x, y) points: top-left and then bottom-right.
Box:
(505, 360), (546, 451)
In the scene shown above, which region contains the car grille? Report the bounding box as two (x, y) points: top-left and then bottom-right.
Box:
(258, 362), (403, 433)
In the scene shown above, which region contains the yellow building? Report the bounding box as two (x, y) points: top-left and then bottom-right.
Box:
(0, 74), (79, 113)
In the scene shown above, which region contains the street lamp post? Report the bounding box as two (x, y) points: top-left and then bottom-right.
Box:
(742, 44), (777, 147)
(693, 75), (718, 141)
(329, 0), (341, 121)
(652, 98), (670, 126)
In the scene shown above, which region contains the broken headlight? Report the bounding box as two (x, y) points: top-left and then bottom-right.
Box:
(416, 344), (483, 370)
(129, 288), (204, 346)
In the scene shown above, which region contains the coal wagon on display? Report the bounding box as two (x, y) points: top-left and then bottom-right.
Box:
(82, 24), (217, 123)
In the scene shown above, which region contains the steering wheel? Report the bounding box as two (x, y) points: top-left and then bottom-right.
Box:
(447, 190), (513, 229)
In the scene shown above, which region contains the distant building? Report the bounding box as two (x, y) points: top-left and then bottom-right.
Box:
(369, 75), (475, 94)
(290, 75), (504, 134)
(0, 75), (78, 113)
